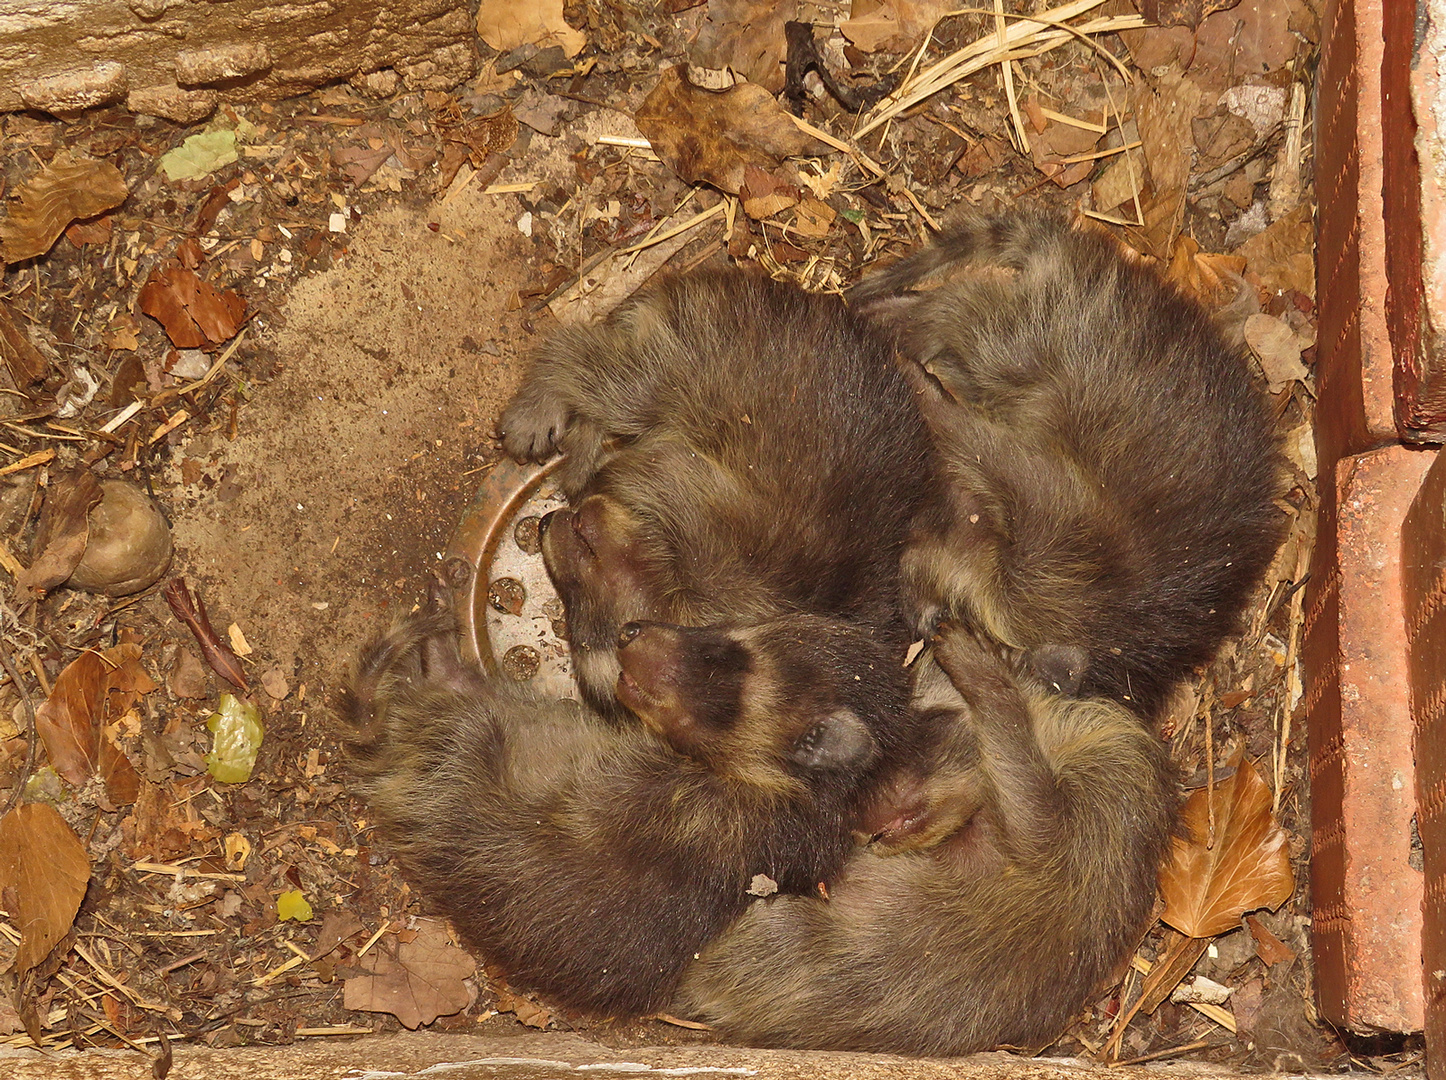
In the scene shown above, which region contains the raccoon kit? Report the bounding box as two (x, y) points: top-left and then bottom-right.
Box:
(675, 625), (1178, 1055)
(852, 211), (1285, 718)
(346, 588), (916, 1017)
(500, 267), (938, 719)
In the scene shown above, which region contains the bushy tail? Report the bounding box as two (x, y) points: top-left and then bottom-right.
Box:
(847, 211), (1074, 305)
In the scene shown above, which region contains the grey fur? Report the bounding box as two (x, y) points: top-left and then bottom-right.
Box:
(853, 212), (1285, 717)
(674, 626), (1178, 1055)
(501, 267), (937, 718)
(346, 599), (915, 1017)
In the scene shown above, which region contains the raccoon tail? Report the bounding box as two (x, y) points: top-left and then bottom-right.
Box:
(847, 210), (1071, 305)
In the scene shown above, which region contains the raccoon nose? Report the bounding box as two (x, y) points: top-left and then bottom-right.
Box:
(538, 510), (559, 539)
(617, 622), (643, 648)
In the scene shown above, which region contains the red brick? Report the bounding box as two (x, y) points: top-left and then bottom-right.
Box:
(1315, 0), (1398, 472)
(1405, 449), (1446, 1069)
(1306, 443), (1432, 1032)
(1396, 0), (1446, 438)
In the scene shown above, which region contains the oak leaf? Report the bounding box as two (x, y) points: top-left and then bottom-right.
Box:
(1159, 755), (1294, 938)
(635, 66), (825, 197)
(343, 918), (476, 1029)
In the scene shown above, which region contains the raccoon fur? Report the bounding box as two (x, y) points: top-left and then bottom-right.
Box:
(674, 624), (1178, 1054)
(346, 590), (916, 1017)
(851, 211), (1285, 717)
(500, 267), (937, 719)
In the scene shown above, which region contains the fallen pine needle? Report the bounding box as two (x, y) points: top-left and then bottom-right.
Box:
(618, 201), (726, 256)
(73, 941), (182, 1021)
(788, 115), (884, 177)
(650, 1013), (711, 1030)
(1109, 1038), (1218, 1067)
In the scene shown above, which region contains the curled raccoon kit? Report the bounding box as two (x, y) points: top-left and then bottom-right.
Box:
(349, 211), (1283, 1054)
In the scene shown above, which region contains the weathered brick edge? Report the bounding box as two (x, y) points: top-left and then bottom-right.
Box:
(1406, 451), (1446, 1070)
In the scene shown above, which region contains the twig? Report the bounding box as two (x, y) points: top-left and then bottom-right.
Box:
(0, 635), (37, 817)
(1109, 1038), (1219, 1067)
(856, 3), (1143, 138)
(72, 942), (182, 1021)
(163, 577), (248, 691)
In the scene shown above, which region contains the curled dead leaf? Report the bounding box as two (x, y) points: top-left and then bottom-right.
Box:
(33, 641), (154, 805)
(476, 0), (584, 58)
(138, 264), (246, 349)
(17, 468), (103, 596)
(0, 152), (128, 264)
(635, 66), (825, 197)
(1159, 755), (1294, 938)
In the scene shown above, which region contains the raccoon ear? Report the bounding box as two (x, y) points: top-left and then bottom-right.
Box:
(1022, 643), (1091, 696)
(789, 709), (875, 771)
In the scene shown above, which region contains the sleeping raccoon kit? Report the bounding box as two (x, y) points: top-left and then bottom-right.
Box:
(676, 626), (1178, 1056)
(347, 594), (912, 1016)
(500, 266), (939, 719)
(352, 269), (942, 1014)
(854, 211), (1285, 719)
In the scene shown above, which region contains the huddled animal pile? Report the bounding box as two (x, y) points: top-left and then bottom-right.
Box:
(346, 211), (1284, 1056)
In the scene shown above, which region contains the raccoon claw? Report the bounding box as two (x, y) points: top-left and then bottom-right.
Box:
(499, 396), (569, 462)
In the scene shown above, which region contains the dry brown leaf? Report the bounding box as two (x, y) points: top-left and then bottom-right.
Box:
(1165, 234), (1248, 307)
(1195, 1), (1298, 83)
(138, 264), (247, 349)
(33, 641), (154, 804)
(635, 66), (825, 197)
(691, 0), (797, 92)
(1235, 203), (1315, 296)
(842, 0), (954, 53)
(122, 779), (209, 861)
(343, 917), (476, 1029)
(1139, 0), (1243, 30)
(493, 984), (552, 1029)
(1245, 913), (1297, 965)
(0, 803), (90, 974)
(476, 0), (584, 58)
(1131, 70), (1204, 257)
(0, 300), (50, 388)
(0, 152), (128, 264)
(1244, 312), (1310, 391)
(1159, 755), (1294, 938)
(16, 468), (102, 596)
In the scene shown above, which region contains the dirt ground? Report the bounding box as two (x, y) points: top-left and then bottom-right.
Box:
(0, 0), (1416, 1073)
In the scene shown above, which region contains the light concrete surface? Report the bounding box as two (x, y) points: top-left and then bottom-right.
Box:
(0, 1030), (1257, 1080)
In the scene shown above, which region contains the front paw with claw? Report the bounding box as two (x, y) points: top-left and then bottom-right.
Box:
(499, 390), (570, 462)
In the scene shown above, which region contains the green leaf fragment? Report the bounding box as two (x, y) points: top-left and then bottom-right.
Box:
(160, 129), (239, 182)
(276, 889), (313, 922)
(204, 693), (263, 783)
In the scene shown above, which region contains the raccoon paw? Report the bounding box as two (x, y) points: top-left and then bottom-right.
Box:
(499, 391), (570, 462)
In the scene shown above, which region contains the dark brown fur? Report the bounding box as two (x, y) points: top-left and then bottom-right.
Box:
(345, 594), (915, 1017)
(851, 212), (1285, 717)
(674, 625), (1178, 1055)
(501, 267), (937, 719)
